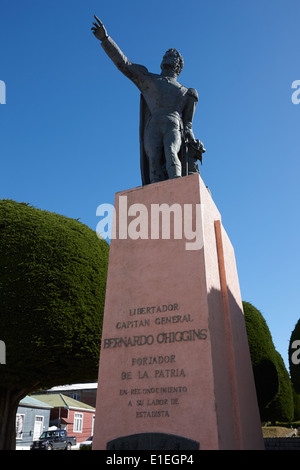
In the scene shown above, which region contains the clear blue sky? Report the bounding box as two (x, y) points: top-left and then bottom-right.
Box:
(1, 0), (299, 369)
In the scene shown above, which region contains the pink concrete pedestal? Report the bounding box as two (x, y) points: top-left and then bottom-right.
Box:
(93, 174), (264, 450)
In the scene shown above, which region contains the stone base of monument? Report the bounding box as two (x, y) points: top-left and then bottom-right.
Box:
(92, 174), (264, 450)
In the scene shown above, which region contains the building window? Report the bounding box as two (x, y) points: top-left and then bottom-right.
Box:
(73, 413), (83, 433)
(16, 414), (25, 440)
(70, 391), (81, 401)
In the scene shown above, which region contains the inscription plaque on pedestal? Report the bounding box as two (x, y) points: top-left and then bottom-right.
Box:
(107, 433), (200, 451)
(92, 174), (264, 450)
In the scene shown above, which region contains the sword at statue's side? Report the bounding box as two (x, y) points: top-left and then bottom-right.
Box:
(180, 123), (189, 177)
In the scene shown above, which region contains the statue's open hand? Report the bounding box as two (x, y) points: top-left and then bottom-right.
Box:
(91, 15), (108, 41)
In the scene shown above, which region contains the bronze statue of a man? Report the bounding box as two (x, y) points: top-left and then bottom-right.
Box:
(92, 16), (205, 185)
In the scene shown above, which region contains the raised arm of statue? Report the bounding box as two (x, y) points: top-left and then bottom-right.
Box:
(91, 15), (108, 41)
(92, 16), (148, 89)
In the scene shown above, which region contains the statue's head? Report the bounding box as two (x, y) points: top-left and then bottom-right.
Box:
(160, 49), (184, 76)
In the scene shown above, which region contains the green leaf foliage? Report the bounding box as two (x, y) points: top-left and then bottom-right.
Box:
(243, 301), (294, 422)
(289, 318), (300, 394)
(243, 301), (279, 416)
(292, 388), (300, 421)
(265, 351), (294, 423)
(0, 200), (109, 392)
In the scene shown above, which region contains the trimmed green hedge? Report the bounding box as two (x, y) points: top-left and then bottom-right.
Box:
(243, 301), (293, 422)
(243, 302), (278, 416)
(0, 200), (109, 391)
(289, 319), (300, 394)
(265, 351), (293, 423)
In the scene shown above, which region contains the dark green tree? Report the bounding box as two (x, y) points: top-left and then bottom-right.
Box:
(0, 200), (109, 450)
(243, 301), (294, 423)
(243, 301), (279, 419)
(292, 388), (300, 421)
(265, 351), (294, 423)
(289, 319), (300, 394)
